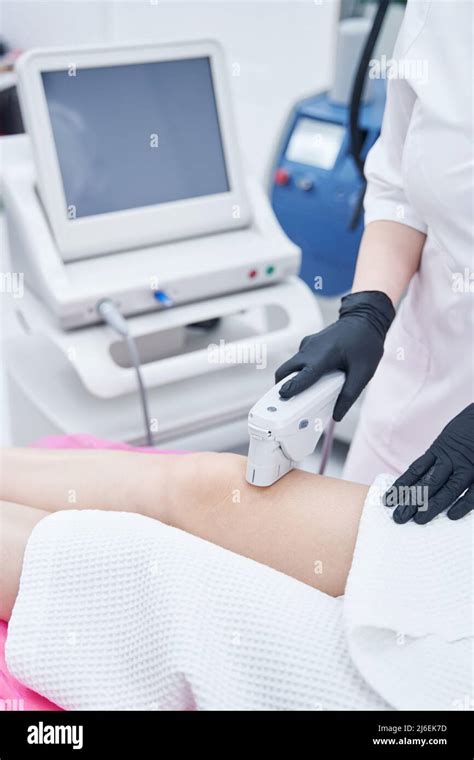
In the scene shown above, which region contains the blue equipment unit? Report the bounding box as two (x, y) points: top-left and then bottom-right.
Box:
(271, 80), (386, 297)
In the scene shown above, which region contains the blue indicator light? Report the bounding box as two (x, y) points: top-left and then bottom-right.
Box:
(153, 290), (173, 307)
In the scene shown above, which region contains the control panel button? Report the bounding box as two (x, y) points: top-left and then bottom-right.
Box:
(274, 168), (290, 186)
(296, 177), (313, 191)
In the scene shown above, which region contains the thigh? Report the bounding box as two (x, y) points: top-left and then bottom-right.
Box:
(167, 452), (369, 597)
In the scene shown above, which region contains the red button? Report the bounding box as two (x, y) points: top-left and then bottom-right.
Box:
(274, 168), (290, 186)
(248, 269), (258, 279)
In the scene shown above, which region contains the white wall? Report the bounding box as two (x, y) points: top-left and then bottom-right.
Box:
(0, 0), (113, 48)
(0, 0), (339, 179)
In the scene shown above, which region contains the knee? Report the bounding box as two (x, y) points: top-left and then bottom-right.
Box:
(168, 452), (245, 526)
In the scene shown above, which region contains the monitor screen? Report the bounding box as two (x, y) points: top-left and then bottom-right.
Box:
(42, 57), (230, 219)
(285, 118), (345, 171)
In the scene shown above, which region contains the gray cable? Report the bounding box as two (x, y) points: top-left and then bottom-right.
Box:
(96, 299), (154, 447)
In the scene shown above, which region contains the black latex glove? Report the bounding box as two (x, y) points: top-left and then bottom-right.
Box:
(275, 290), (395, 421)
(384, 403), (474, 524)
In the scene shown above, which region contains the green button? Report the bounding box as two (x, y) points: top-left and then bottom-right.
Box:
(266, 265), (275, 275)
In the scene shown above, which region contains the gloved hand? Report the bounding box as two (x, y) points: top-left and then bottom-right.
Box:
(275, 290), (395, 421)
(384, 403), (474, 524)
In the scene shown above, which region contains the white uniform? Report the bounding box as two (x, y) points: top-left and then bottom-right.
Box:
(344, 0), (474, 484)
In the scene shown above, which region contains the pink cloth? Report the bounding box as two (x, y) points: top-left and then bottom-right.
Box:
(0, 621), (59, 711)
(1, 434), (186, 711)
(31, 433), (186, 455)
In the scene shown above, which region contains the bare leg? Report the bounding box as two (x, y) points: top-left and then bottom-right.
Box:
(1, 449), (170, 518)
(0, 501), (47, 620)
(1, 448), (368, 596)
(164, 453), (368, 596)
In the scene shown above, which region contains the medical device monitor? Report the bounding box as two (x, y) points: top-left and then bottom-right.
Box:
(286, 118), (345, 170)
(16, 41), (250, 261)
(42, 58), (230, 218)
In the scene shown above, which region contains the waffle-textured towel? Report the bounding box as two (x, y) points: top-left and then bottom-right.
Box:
(345, 476), (473, 711)
(6, 476), (472, 710)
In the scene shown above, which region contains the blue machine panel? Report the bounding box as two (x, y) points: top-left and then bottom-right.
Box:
(271, 81), (386, 297)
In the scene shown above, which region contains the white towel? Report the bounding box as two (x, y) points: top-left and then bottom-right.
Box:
(6, 475), (472, 710)
(344, 475), (473, 711)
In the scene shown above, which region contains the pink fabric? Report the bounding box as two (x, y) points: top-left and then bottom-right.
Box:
(0, 621), (60, 711)
(31, 433), (187, 455)
(1, 434), (186, 711)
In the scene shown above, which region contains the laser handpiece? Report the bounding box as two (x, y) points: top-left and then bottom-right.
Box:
(246, 371), (345, 486)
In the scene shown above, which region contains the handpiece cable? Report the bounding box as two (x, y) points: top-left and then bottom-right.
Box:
(348, 0), (391, 229)
(97, 299), (154, 447)
(318, 0), (391, 472)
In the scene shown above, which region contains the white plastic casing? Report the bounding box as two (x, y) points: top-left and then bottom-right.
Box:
(2, 139), (299, 330)
(246, 371), (345, 486)
(15, 40), (251, 261)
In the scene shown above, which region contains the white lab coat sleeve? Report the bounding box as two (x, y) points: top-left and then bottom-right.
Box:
(363, 75), (427, 234)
